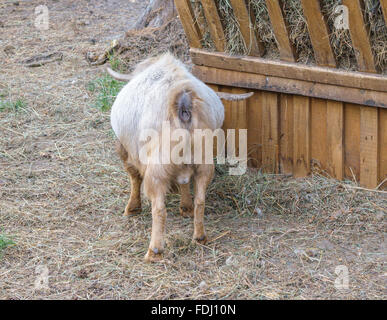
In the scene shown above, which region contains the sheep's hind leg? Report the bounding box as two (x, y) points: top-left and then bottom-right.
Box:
(143, 173), (168, 262)
(192, 164), (214, 244)
(123, 163), (143, 216)
(179, 183), (194, 218)
(116, 141), (142, 216)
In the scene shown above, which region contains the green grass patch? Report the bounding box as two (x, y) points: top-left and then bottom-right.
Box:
(88, 54), (126, 112)
(88, 75), (124, 112)
(0, 99), (27, 113)
(0, 234), (15, 257)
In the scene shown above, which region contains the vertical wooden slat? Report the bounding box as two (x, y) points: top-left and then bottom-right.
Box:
(301, 0), (343, 181)
(261, 92), (279, 173)
(326, 101), (344, 180)
(381, 0), (387, 24)
(201, 0), (226, 52)
(300, 0), (336, 67)
(360, 107), (378, 188)
(310, 98), (328, 173)
(220, 86), (233, 162)
(342, 0), (377, 73)
(220, 86), (233, 131)
(293, 96), (310, 177)
(231, 87), (248, 153)
(174, 0), (203, 48)
(192, 0), (207, 36)
(265, 0), (296, 62)
(229, 0), (263, 56)
(379, 109), (387, 189)
(279, 94), (294, 173)
(207, 84), (219, 156)
(310, 99), (343, 180)
(247, 91), (262, 168)
(344, 104), (361, 182)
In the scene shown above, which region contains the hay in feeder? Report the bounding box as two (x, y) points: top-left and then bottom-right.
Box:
(193, 0), (387, 73)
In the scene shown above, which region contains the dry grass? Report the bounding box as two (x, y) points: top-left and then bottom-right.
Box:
(0, 0), (386, 300)
(195, 0), (387, 73)
(113, 17), (190, 74)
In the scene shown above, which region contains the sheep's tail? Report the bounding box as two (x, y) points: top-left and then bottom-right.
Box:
(106, 67), (132, 82)
(167, 80), (200, 127)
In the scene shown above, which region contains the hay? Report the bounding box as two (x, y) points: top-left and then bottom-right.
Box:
(117, 17), (191, 73)
(195, 0), (386, 73)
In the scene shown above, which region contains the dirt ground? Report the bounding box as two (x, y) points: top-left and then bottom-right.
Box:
(0, 0), (386, 300)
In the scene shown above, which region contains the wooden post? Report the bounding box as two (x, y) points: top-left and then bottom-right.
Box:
(174, 0), (203, 48)
(247, 91), (262, 168)
(293, 96), (310, 177)
(326, 101), (344, 180)
(229, 0), (263, 56)
(265, 0), (296, 62)
(344, 104), (361, 182)
(379, 109), (387, 188)
(200, 0), (226, 52)
(360, 107), (379, 188)
(300, 0), (336, 67)
(279, 94), (294, 173)
(342, 0), (377, 73)
(261, 92), (279, 173)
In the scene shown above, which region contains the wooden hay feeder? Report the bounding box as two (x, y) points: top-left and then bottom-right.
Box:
(175, 0), (387, 189)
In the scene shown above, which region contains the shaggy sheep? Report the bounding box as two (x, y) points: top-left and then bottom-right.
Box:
(109, 53), (252, 262)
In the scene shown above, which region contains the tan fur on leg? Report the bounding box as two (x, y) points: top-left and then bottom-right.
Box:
(143, 169), (169, 262)
(179, 183), (193, 218)
(124, 163), (142, 216)
(116, 141), (143, 216)
(192, 164), (214, 244)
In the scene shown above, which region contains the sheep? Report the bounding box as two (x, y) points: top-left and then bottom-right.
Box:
(108, 53), (252, 262)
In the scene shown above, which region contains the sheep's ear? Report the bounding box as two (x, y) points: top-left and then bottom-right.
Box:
(106, 67), (132, 82)
(215, 92), (254, 101)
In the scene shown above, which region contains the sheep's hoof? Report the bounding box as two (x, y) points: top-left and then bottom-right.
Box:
(193, 234), (207, 245)
(144, 248), (164, 263)
(179, 205), (194, 218)
(124, 204), (142, 216)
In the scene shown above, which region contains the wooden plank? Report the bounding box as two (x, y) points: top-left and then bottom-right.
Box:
(344, 104), (361, 182)
(174, 0), (203, 48)
(300, 0), (336, 67)
(379, 108), (387, 188)
(293, 96), (310, 177)
(381, 0), (387, 24)
(207, 84), (219, 156)
(247, 91), (262, 168)
(310, 98), (328, 173)
(265, 0), (296, 62)
(192, 65), (387, 108)
(261, 92), (279, 173)
(190, 49), (387, 93)
(229, 0), (263, 56)
(360, 107), (378, 188)
(220, 86), (234, 162)
(342, 0), (376, 73)
(200, 0), (226, 52)
(231, 87), (248, 153)
(279, 94), (294, 173)
(220, 86), (233, 131)
(326, 101), (344, 180)
(304, 0), (341, 179)
(192, 0), (207, 36)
